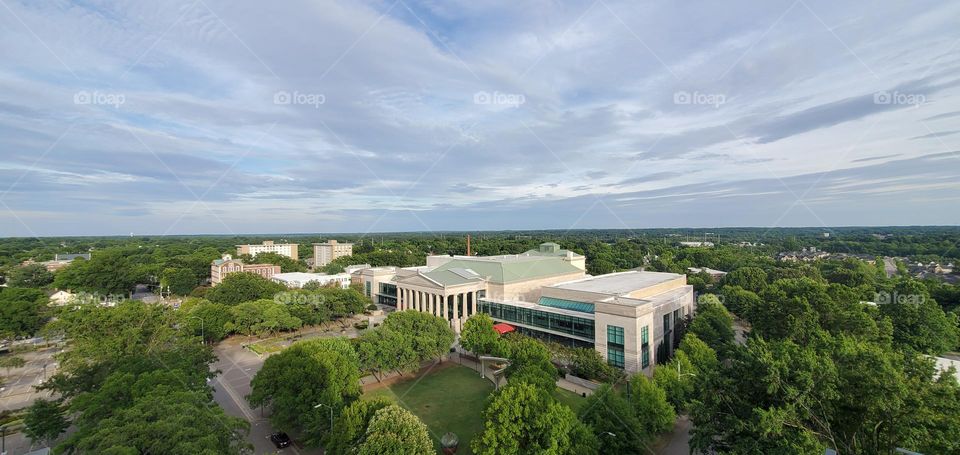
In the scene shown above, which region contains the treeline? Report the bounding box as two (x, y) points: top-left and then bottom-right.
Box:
(26, 301), (250, 453)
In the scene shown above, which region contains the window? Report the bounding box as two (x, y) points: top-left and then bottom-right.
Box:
(364, 282), (371, 297)
(641, 326), (650, 368)
(607, 325), (625, 369)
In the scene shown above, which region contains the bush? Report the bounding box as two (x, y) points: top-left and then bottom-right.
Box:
(354, 321), (370, 330)
(366, 304), (378, 311)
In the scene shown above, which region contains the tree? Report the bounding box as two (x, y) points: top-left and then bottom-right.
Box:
(722, 266), (768, 293)
(6, 263), (53, 288)
(628, 374), (675, 436)
(239, 252), (308, 273)
(579, 384), (649, 454)
(652, 351), (695, 412)
(205, 272), (288, 306)
(0, 355), (26, 374)
(688, 294), (735, 353)
(719, 285), (761, 318)
(380, 311), (455, 362)
(325, 398), (392, 455)
(357, 326), (420, 379)
(248, 338), (361, 445)
(460, 313), (501, 356)
(184, 299), (234, 342)
(0, 287), (48, 337)
(52, 248), (144, 295)
(160, 267), (198, 295)
(356, 405), (434, 455)
(473, 381), (595, 455)
(501, 335), (558, 391)
(23, 399), (68, 445)
(878, 280), (959, 354)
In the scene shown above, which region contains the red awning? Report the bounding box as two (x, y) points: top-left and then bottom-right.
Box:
(492, 323), (515, 335)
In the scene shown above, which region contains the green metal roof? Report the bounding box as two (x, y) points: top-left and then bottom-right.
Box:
(538, 296), (595, 313)
(427, 256), (581, 285)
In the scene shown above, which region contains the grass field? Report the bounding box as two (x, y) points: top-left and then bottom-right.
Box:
(552, 387), (588, 413)
(362, 365), (494, 454)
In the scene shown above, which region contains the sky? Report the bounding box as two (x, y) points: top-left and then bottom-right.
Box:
(0, 0), (958, 237)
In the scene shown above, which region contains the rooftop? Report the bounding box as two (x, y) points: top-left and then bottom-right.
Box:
(551, 271), (683, 295)
(426, 255), (582, 285)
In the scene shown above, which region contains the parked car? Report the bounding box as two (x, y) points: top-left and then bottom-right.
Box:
(270, 432), (292, 449)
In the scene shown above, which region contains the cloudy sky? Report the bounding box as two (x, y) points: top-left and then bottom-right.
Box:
(1, 0), (958, 237)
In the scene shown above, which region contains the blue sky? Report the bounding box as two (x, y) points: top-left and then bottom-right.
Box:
(0, 0), (958, 236)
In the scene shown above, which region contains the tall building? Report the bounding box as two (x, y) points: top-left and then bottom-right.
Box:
(313, 240), (353, 266)
(210, 254), (281, 285)
(353, 243), (693, 375)
(236, 241), (299, 260)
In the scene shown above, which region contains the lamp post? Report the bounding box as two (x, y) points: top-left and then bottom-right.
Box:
(313, 403), (333, 430)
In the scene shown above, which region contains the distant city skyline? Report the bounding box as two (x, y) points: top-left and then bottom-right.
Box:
(1, 0), (959, 237)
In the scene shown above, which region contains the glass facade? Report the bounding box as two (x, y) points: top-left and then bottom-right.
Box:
(479, 300), (595, 341)
(377, 282), (397, 307)
(607, 325), (625, 369)
(641, 325), (649, 368)
(365, 282), (371, 297)
(537, 297), (595, 313)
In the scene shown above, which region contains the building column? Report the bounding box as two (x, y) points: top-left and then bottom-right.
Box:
(431, 294), (438, 317)
(441, 294), (448, 320)
(416, 291), (422, 312)
(452, 293), (459, 321)
(397, 287), (404, 310)
(471, 290), (478, 317)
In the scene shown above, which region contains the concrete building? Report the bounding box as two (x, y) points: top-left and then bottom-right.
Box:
(210, 254), (281, 285)
(25, 253), (91, 272)
(271, 272), (351, 289)
(354, 243), (690, 375)
(313, 240), (353, 267)
(236, 241), (299, 260)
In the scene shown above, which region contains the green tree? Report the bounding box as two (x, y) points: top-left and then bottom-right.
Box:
(0, 355), (27, 374)
(579, 384), (649, 453)
(239, 251), (308, 273)
(878, 280), (959, 354)
(688, 294), (735, 354)
(325, 398), (392, 455)
(160, 267), (198, 296)
(460, 313), (501, 356)
(629, 374), (675, 436)
(722, 266), (768, 293)
(356, 405), (434, 455)
(23, 399), (68, 445)
(0, 287), (48, 337)
(380, 310), (455, 362)
(52, 249), (144, 294)
(183, 299), (234, 342)
(6, 263), (53, 288)
(248, 338), (361, 445)
(205, 272), (288, 306)
(473, 381), (595, 455)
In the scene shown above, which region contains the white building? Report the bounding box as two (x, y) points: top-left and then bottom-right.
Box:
(236, 241), (299, 260)
(354, 243), (692, 375)
(313, 240), (353, 267)
(272, 272), (351, 289)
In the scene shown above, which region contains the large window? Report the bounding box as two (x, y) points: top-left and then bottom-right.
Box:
(364, 282), (371, 297)
(607, 325), (625, 369)
(479, 300), (595, 340)
(641, 325), (650, 368)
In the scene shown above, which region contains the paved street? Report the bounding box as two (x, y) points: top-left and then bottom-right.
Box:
(211, 338), (321, 455)
(0, 347), (59, 412)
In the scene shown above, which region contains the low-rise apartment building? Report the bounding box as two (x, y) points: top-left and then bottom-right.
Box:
(271, 272), (351, 289)
(210, 254), (281, 285)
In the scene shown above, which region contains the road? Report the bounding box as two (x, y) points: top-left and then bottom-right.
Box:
(883, 257), (898, 278)
(211, 339), (321, 455)
(0, 347), (59, 412)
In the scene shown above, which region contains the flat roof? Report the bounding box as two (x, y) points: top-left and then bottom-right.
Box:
(273, 272), (348, 281)
(481, 297), (596, 320)
(551, 271), (682, 295)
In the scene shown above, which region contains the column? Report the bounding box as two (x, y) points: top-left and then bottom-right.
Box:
(415, 291), (422, 312)
(441, 294), (448, 320)
(452, 293), (459, 321)
(397, 287), (404, 310)
(471, 290), (478, 317)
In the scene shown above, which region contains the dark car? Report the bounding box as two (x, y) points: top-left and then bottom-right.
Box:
(270, 432), (292, 449)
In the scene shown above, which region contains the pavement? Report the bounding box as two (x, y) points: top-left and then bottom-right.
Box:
(0, 347), (59, 412)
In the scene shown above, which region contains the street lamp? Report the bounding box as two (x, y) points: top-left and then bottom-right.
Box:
(314, 403), (333, 429)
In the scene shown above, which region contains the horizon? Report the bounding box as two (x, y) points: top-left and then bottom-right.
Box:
(2, 1), (959, 236)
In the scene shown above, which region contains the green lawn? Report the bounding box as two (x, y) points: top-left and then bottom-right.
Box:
(362, 365), (495, 454)
(552, 387), (588, 413)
